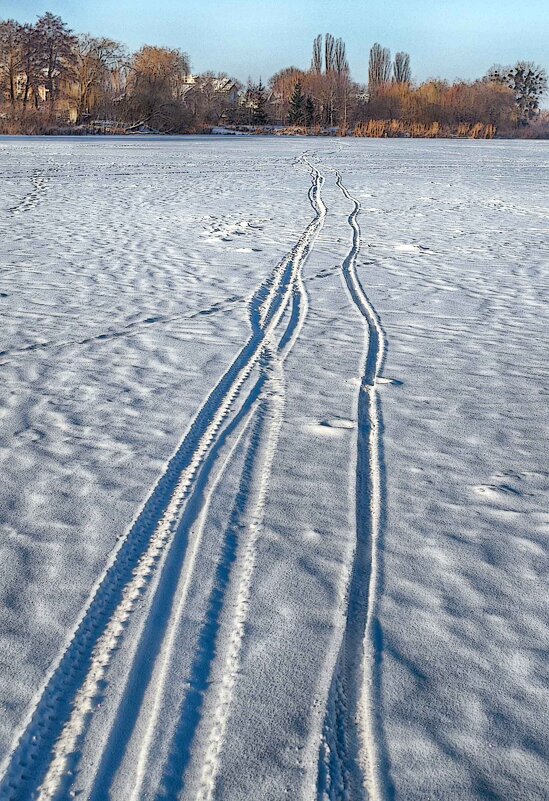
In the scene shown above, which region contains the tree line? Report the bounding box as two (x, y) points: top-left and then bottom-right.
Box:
(0, 13), (547, 136)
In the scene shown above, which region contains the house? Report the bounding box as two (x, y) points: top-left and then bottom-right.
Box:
(210, 77), (240, 105)
(10, 71), (78, 122)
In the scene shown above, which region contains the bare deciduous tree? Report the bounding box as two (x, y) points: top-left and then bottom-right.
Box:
(19, 23), (42, 108)
(487, 61), (548, 124)
(73, 35), (126, 122)
(312, 34), (322, 74)
(126, 46), (191, 131)
(0, 20), (22, 104)
(334, 38), (349, 76)
(333, 38), (350, 126)
(34, 12), (76, 108)
(393, 51), (411, 84)
(269, 66), (304, 123)
(368, 42), (391, 93)
(325, 33), (335, 74)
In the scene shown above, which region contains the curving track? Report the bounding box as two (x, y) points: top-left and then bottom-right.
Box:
(0, 155), (389, 801)
(0, 159), (334, 801)
(317, 171), (388, 801)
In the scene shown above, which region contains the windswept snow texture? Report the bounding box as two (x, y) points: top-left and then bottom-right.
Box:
(0, 136), (548, 801)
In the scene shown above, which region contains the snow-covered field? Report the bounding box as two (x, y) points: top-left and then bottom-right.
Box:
(0, 136), (547, 801)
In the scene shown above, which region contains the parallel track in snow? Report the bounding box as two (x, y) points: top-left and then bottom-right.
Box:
(94, 162), (324, 801)
(194, 165), (325, 801)
(0, 159), (325, 801)
(317, 171), (387, 801)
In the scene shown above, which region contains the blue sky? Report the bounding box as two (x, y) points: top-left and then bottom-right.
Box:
(3, 0), (548, 85)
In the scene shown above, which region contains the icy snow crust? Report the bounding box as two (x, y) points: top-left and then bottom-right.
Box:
(0, 136), (547, 800)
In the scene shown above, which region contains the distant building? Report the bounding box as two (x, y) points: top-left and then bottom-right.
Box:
(9, 71), (78, 122)
(210, 77), (240, 105)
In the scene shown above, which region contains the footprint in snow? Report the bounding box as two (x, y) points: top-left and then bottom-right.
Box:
(303, 529), (322, 542)
(475, 483), (522, 497)
(394, 243), (431, 254)
(375, 376), (402, 387)
(320, 418), (355, 429)
(473, 483), (524, 510)
(305, 418), (355, 437)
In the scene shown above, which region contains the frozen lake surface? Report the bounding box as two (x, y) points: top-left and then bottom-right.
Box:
(0, 136), (548, 800)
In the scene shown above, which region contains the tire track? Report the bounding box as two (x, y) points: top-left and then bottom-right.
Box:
(317, 171), (388, 801)
(195, 334), (284, 801)
(92, 198), (318, 801)
(89, 384), (261, 801)
(124, 159), (324, 801)
(193, 162), (325, 801)
(44, 162), (321, 801)
(0, 158), (324, 801)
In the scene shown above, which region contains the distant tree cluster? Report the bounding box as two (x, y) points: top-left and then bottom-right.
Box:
(363, 75), (516, 131)
(0, 14), (547, 136)
(0, 12), (241, 133)
(269, 33), (351, 128)
(269, 37), (546, 136)
(0, 14), (78, 111)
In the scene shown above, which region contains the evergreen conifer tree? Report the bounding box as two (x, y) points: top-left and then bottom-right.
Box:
(305, 96), (315, 126)
(288, 80), (305, 125)
(253, 79), (268, 125)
